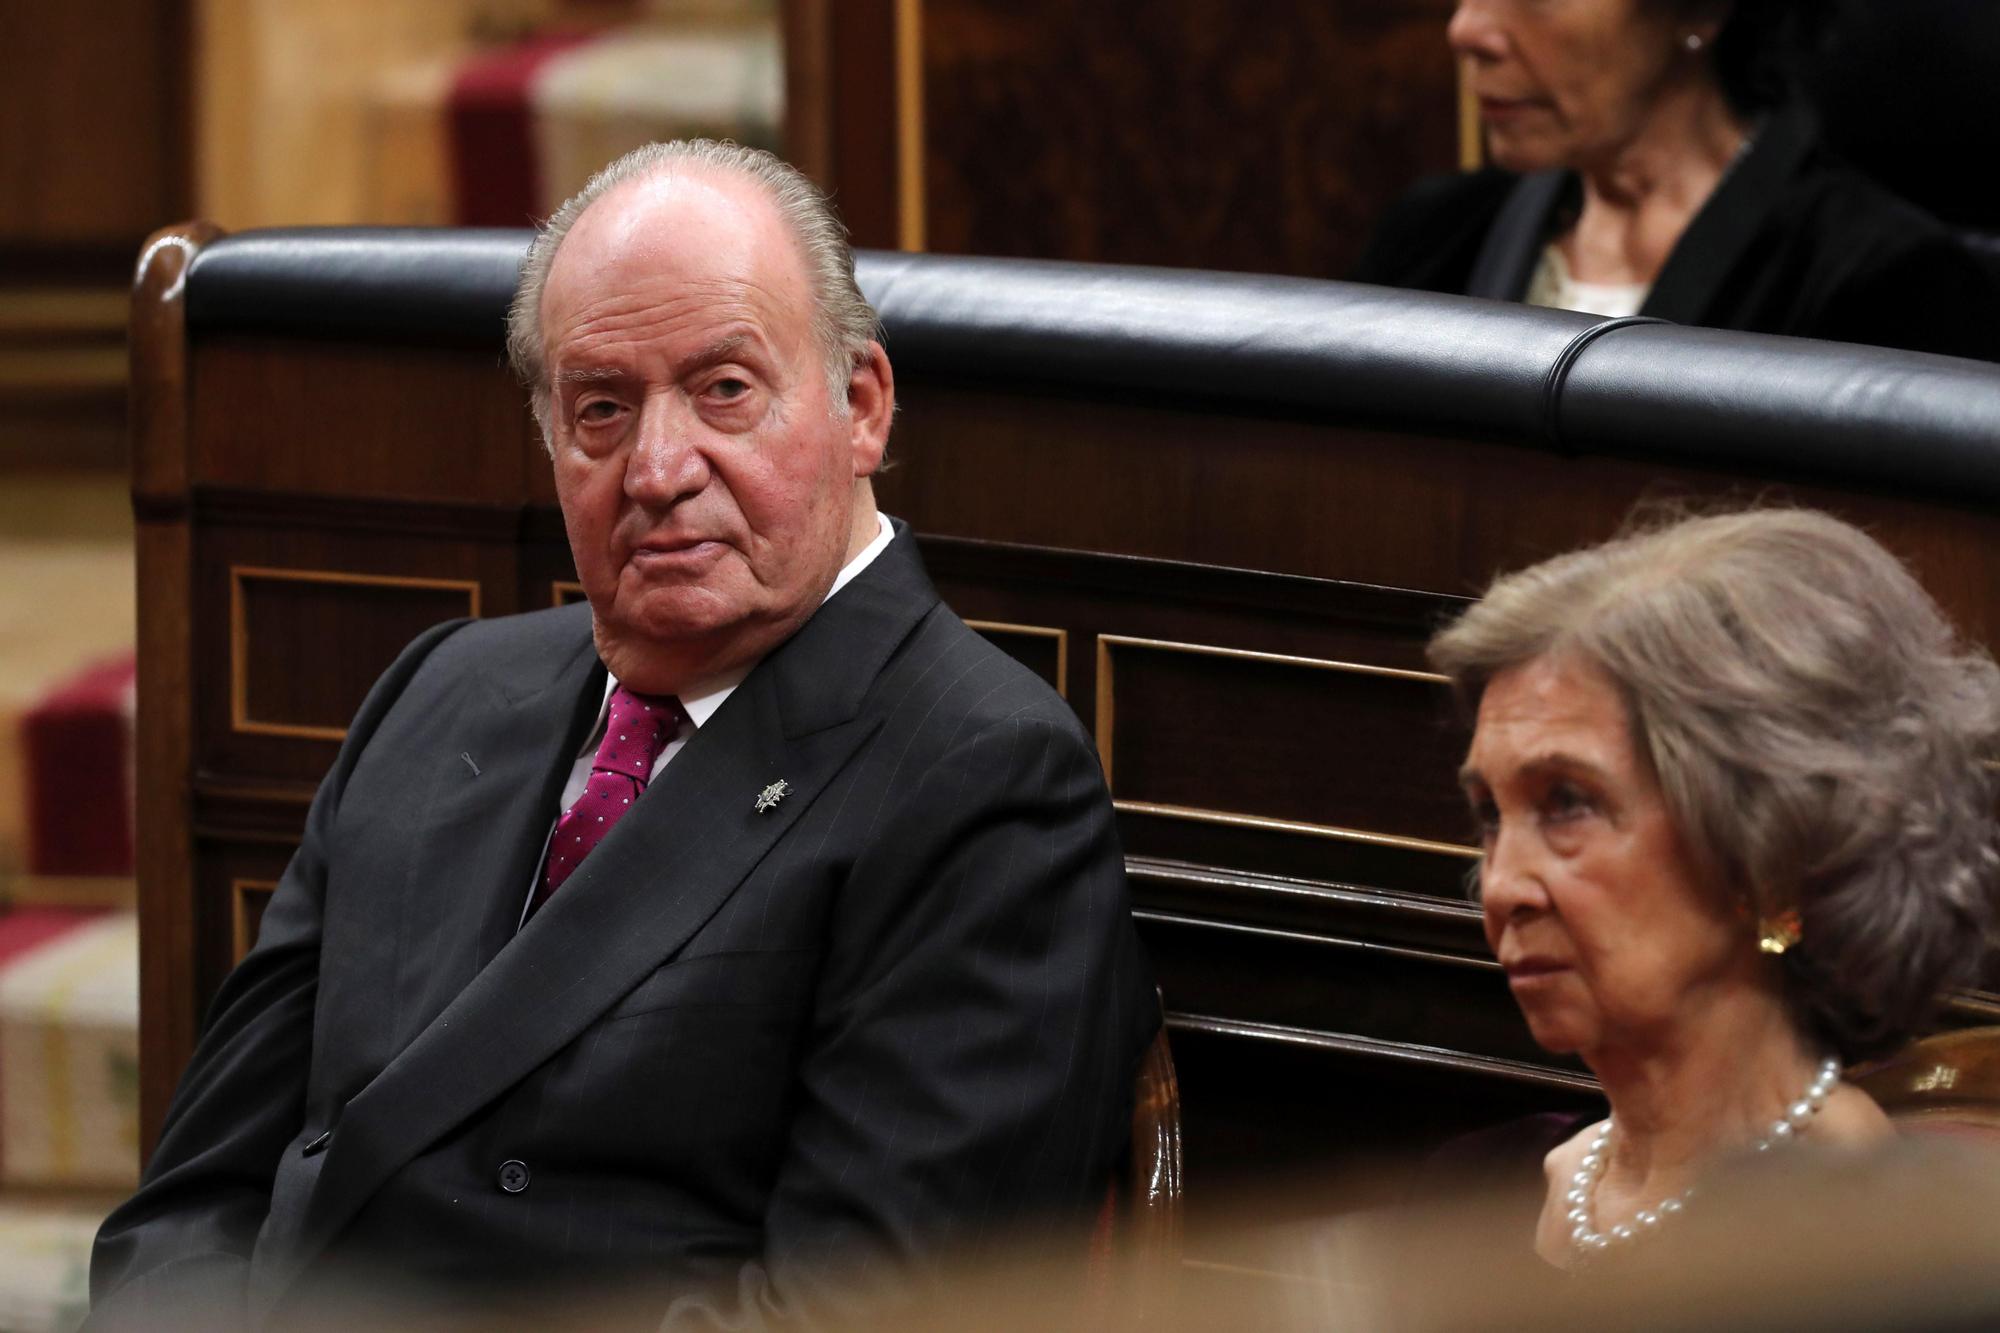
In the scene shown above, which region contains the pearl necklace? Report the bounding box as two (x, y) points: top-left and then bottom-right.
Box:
(1566, 1055), (1841, 1261)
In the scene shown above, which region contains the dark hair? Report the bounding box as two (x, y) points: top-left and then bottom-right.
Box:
(1699, 0), (1842, 115)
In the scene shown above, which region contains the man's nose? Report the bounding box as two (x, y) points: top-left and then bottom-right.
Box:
(625, 394), (710, 505)
(1446, 0), (1506, 62)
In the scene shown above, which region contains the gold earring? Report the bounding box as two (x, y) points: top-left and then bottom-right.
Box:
(1758, 909), (1802, 955)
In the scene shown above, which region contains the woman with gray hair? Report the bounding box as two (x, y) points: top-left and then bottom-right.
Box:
(1431, 507), (2000, 1268)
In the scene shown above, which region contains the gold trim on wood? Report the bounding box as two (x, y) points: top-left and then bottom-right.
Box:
(1119, 799), (1480, 859)
(230, 878), (279, 963)
(229, 565), (482, 741)
(1167, 1011), (1598, 1094)
(1098, 633), (1449, 683)
(1133, 906), (1497, 973)
(1457, 57), (1483, 171)
(894, 0), (926, 251)
(1093, 632), (1451, 792)
(964, 619), (1069, 698)
(1094, 634), (1114, 786)
(552, 580), (585, 607)
(1948, 992), (2000, 1023)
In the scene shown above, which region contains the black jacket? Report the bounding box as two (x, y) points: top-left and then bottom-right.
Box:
(1353, 105), (2000, 363)
(89, 526), (1157, 1329)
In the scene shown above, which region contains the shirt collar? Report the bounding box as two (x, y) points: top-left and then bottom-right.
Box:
(603, 510), (897, 729)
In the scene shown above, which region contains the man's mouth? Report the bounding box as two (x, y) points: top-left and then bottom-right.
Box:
(1478, 96), (1542, 122)
(628, 538), (725, 568)
(1501, 954), (1570, 978)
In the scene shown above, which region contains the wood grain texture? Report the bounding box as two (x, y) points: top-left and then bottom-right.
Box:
(0, 0), (190, 250)
(917, 0), (1458, 276)
(132, 268), (2000, 1201)
(791, 0), (903, 249)
(873, 385), (2000, 650)
(129, 222), (219, 1153)
(190, 340), (543, 504)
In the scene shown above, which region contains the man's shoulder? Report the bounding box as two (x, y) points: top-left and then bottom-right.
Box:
(792, 527), (1089, 748)
(409, 601), (594, 678)
(881, 602), (1088, 743)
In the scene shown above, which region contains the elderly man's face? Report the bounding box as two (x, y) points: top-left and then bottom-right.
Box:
(540, 171), (892, 693)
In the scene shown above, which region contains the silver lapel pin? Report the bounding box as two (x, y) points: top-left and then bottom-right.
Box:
(754, 779), (790, 814)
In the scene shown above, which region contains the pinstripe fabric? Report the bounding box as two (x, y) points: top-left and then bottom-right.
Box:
(89, 527), (1156, 1329)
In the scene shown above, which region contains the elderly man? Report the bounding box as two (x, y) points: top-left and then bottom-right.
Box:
(90, 141), (1156, 1327)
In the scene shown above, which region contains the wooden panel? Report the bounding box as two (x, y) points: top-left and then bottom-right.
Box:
(0, 0), (190, 252)
(918, 0), (1459, 277)
(191, 340), (542, 503)
(1166, 1025), (1598, 1214)
(1136, 913), (1550, 1071)
(966, 619), (1067, 697)
(1120, 808), (1475, 901)
(230, 878), (279, 963)
(784, 0), (904, 249)
(921, 538), (1480, 896)
(135, 240), (2000, 1202)
(1096, 635), (1469, 849)
(229, 566), (480, 740)
(133, 224), (213, 1151)
(195, 516), (520, 783)
(875, 385), (2000, 654)
(191, 838), (297, 1019)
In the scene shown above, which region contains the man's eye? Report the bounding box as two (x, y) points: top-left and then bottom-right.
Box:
(710, 377), (751, 400)
(1544, 782), (1593, 822)
(576, 399), (621, 424)
(1469, 796), (1499, 842)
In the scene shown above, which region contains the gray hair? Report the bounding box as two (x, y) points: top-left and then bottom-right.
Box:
(1428, 507), (2000, 1062)
(506, 139), (882, 448)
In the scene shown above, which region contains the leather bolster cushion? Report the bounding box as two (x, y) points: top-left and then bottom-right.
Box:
(182, 230), (2000, 506)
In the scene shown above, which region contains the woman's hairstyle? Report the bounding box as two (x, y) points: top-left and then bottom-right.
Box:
(1429, 507), (2000, 1062)
(1690, 0), (1842, 116)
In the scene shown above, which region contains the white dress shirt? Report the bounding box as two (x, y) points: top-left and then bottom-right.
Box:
(520, 511), (897, 920)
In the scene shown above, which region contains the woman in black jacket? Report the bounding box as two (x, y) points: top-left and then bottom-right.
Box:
(1355, 0), (2000, 362)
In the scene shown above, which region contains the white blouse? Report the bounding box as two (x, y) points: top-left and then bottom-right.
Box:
(1524, 244), (1650, 319)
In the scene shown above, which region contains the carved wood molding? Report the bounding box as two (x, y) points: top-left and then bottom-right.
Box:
(1165, 1012), (1600, 1095)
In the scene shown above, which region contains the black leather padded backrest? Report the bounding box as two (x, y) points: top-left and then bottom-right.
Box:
(183, 228), (2000, 507)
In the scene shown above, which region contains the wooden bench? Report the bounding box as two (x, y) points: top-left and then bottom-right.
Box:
(132, 227), (2000, 1238)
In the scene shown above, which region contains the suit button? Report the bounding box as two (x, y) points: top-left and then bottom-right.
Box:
(302, 1130), (331, 1158)
(497, 1159), (531, 1194)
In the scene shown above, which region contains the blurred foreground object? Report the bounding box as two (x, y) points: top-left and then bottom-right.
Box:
(1854, 1025), (2000, 1139)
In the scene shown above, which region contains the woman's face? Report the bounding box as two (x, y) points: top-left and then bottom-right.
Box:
(1461, 653), (1753, 1057)
(1448, 0), (1697, 172)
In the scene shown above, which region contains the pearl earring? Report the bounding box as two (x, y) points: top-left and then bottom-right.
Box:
(1684, 32), (1705, 53)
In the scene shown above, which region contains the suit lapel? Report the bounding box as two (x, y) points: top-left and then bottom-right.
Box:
(1466, 105), (1816, 322)
(371, 624), (606, 1053)
(1640, 104), (1816, 327)
(284, 528), (941, 1281)
(1467, 169), (1567, 301)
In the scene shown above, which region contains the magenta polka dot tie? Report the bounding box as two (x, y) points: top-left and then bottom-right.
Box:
(533, 685), (685, 913)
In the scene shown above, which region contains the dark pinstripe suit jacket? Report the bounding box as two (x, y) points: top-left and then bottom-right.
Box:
(90, 527), (1158, 1328)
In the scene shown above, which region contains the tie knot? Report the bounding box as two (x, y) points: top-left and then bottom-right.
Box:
(594, 685), (683, 780)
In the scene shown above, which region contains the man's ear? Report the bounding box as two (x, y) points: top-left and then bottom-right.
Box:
(845, 342), (894, 477)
